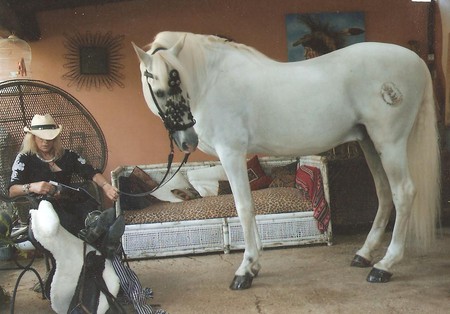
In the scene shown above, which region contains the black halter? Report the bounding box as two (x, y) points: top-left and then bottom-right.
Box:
(119, 48), (194, 198)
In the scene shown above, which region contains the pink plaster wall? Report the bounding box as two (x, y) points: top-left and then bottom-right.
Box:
(27, 0), (431, 178)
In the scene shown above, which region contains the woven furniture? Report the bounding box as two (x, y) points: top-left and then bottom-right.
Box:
(0, 79), (107, 208)
(0, 79), (109, 311)
(112, 155), (332, 259)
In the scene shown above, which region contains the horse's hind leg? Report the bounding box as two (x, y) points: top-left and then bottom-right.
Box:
(351, 137), (394, 268)
(363, 141), (416, 282)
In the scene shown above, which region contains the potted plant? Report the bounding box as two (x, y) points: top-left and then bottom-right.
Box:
(0, 210), (13, 261)
(0, 285), (11, 312)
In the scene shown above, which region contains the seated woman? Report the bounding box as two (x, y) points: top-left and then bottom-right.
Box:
(8, 113), (118, 235)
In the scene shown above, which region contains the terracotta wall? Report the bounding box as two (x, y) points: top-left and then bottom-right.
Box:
(27, 0), (433, 178)
(439, 0), (450, 125)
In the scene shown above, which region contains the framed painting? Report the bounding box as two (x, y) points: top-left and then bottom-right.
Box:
(286, 12), (366, 62)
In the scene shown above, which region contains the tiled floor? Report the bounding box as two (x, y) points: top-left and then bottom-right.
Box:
(2, 229), (450, 313)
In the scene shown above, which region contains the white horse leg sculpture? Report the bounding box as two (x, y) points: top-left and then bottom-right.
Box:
(30, 200), (120, 313)
(133, 32), (440, 290)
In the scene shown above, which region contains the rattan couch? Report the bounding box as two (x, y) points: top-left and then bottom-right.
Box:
(111, 156), (332, 259)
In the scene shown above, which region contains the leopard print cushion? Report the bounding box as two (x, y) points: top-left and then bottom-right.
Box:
(268, 162), (297, 188)
(124, 187), (312, 224)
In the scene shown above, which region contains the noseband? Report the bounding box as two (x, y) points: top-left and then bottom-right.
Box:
(143, 48), (196, 136)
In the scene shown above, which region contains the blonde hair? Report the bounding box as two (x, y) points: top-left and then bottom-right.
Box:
(20, 133), (64, 160)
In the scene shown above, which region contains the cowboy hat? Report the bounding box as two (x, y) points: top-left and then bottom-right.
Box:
(24, 114), (62, 140)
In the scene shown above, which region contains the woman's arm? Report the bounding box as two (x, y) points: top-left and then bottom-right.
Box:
(9, 181), (57, 198)
(92, 173), (119, 202)
(69, 150), (118, 202)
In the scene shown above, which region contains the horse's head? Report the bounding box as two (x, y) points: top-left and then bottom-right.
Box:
(133, 36), (198, 153)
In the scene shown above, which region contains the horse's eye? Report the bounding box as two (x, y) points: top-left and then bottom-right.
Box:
(155, 90), (165, 98)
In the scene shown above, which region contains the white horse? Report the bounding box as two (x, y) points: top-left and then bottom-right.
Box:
(30, 200), (120, 313)
(133, 31), (440, 289)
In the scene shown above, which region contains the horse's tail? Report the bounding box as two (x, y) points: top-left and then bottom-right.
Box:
(407, 65), (441, 250)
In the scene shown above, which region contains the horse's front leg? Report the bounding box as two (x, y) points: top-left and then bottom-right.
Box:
(220, 154), (261, 290)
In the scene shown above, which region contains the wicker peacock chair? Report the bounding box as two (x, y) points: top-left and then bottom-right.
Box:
(0, 79), (108, 213)
(0, 80), (110, 310)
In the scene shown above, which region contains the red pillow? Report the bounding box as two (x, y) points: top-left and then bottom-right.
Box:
(247, 155), (273, 190)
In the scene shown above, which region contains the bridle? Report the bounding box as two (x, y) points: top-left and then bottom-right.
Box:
(144, 73), (196, 136)
(120, 47), (195, 197)
(143, 47), (196, 136)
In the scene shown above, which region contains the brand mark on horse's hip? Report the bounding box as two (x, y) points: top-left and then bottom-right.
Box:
(381, 82), (403, 106)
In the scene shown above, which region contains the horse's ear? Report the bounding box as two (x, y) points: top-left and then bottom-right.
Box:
(169, 34), (186, 56)
(132, 42), (152, 66)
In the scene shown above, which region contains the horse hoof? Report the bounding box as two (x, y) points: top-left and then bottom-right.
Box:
(350, 254), (372, 268)
(229, 274), (253, 290)
(366, 267), (393, 283)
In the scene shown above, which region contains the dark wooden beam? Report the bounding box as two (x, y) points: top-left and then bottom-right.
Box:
(0, 0), (41, 41)
(0, 0), (136, 41)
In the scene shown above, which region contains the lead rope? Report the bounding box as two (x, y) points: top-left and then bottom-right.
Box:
(118, 138), (190, 198)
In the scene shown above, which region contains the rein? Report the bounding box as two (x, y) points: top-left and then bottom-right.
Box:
(119, 47), (194, 198)
(118, 148), (190, 197)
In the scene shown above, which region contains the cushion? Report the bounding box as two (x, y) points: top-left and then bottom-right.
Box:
(124, 187), (313, 224)
(119, 176), (161, 210)
(247, 155), (273, 190)
(151, 172), (193, 202)
(186, 165), (228, 197)
(214, 156), (278, 194)
(218, 180), (232, 195)
(171, 187), (202, 201)
(269, 162), (297, 188)
(130, 166), (159, 190)
(295, 165), (330, 232)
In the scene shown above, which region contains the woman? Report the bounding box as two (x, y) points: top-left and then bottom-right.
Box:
(9, 113), (119, 235)
(9, 114), (160, 313)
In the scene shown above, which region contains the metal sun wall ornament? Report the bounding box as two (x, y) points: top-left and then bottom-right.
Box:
(63, 31), (125, 90)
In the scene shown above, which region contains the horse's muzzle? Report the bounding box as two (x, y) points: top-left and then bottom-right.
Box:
(173, 128), (198, 153)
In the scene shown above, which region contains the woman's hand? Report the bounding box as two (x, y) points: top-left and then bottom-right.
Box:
(92, 173), (119, 202)
(102, 183), (119, 202)
(29, 181), (57, 196)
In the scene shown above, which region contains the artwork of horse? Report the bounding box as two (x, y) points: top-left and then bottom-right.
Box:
(30, 200), (120, 313)
(133, 31), (440, 290)
(291, 13), (365, 59)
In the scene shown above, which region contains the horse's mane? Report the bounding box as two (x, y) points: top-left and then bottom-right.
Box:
(149, 31), (269, 61)
(146, 32), (272, 101)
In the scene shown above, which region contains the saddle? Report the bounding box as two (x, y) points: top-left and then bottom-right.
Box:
(69, 208), (126, 313)
(68, 250), (126, 314)
(78, 207), (125, 260)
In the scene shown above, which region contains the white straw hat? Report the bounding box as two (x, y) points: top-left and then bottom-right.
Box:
(24, 114), (62, 140)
